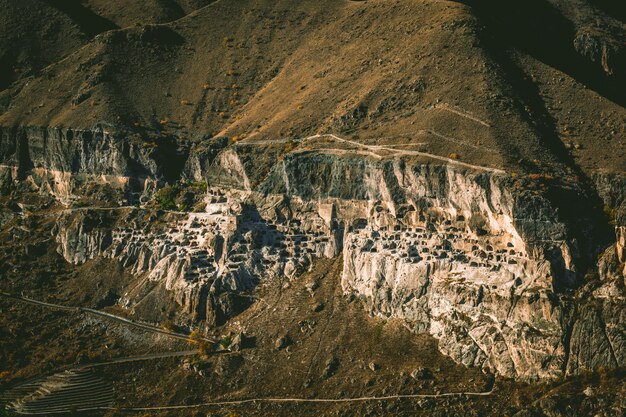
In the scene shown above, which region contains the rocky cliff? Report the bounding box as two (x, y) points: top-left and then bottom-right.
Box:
(11, 126), (621, 380)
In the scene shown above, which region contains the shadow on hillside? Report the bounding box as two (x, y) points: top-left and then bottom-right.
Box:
(459, 0), (616, 284)
(459, 0), (626, 108)
(43, 0), (118, 38)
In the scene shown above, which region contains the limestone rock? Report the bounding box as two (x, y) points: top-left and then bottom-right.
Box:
(47, 146), (626, 381)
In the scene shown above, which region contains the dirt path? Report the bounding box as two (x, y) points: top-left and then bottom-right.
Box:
(240, 132), (506, 173)
(77, 350), (199, 369)
(1, 286), (495, 415)
(322, 134), (506, 174)
(19, 386), (493, 414)
(0, 293), (214, 343)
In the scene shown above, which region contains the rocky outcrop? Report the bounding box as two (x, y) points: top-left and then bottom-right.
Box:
(617, 227), (626, 274)
(0, 125), (185, 204)
(267, 157), (574, 379)
(55, 189), (343, 325)
(574, 29), (626, 76)
(261, 152), (625, 379)
(19, 135), (625, 380)
(54, 212), (113, 264)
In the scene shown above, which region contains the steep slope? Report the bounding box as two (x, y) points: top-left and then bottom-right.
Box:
(0, 0), (623, 175)
(0, 0), (216, 92)
(80, 0), (217, 28)
(0, 0), (624, 392)
(0, 0), (87, 90)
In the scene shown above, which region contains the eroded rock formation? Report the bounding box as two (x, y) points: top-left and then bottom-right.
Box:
(27, 127), (623, 380)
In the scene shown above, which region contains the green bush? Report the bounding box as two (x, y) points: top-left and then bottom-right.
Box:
(155, 185), (179, 211)
(220, 335), (232, 349)
(603, 205), (617, 226)
(374, 321), (386, 340)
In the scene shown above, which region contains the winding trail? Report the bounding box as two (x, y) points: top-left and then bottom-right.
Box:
(8, 386), (495, 415)
(17, 386), (494, 414)
(433, 103), (492, 128)
(322, 134), (505, 174)
(0, 350), (201, 401)
(77, 350), (199, 369)
(1, 293), (495, 415)
(238, 132), (505, 174)
(0, 292), (215, 343)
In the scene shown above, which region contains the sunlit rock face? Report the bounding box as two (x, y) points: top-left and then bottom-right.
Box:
(4, 126), (619, 380)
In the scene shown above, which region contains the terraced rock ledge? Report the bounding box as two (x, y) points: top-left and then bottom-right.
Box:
(4, 125), (620, 382)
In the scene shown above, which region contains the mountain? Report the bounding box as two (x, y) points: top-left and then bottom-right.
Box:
(0, 1), (625, 416)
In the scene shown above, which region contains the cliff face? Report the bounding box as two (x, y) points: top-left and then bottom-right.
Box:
(263, 152), (625, 380)
(16, 127), (622, 381)
(0, 126), (185, 203)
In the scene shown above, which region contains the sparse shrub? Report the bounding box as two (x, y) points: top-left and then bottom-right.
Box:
(596, 365), (611, 385)
(87, 350), (100, 361)
(220, 335), (232, 349)
(197, 341), (211, 358)
(193, 201), (207, 212)
(162, 319), (176, 332)
(143, 140), (157, 148)
(449, 153), (459, 160)
(511, 390), (531, 408)
(603, 205), (617, 226)
(189, 329), (202, 342)
(186, 181), (207, 189)
(373, 321), (386, 341)
(188, 329), (212, 357)
(155, 185), (179, 211)
(277, 140), (297, 161)
(528, 173), (554, 182)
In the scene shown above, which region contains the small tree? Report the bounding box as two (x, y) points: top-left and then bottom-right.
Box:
(189, 329), (212, 357)
(162, 319), (176, 332)
(197, 341), (211, 358)
(155, 185), (179, 211)
(189, 329), (202, 341)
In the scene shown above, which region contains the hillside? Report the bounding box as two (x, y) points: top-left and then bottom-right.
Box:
(0, 0), (624, 174)
(0, 1), (625, 417)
